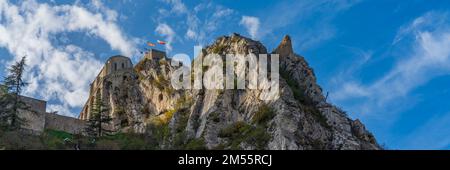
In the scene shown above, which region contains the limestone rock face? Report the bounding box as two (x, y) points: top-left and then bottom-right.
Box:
(93, 33), (380, 150)
(101, 70), (146, 133)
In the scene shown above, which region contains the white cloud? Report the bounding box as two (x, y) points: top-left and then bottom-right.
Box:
(65, 5), (135, 56)
(205, 7), (233, 32)
(47, 104), (73, 117)
(257, 0), (359, 50)
(90, 0), (119, 22)
(333, 82), (370, 100)
(0, 0), (136, 117)
(331, 11), (450, 120)
(155, 23), (176, 52)
(186, 29), (197, 39)
(240, 16), (260, 39)
(160, 1), (234, 44)
(163, 0), (188, 14)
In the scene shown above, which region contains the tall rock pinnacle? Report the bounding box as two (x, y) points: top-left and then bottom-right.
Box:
(274, 35), (293, 56)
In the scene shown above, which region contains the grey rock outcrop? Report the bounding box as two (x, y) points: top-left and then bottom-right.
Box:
(85, 33), (380, 150)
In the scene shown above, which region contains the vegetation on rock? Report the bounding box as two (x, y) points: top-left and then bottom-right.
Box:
(218, 121), (271, 150)
(281, 70), (331, 129)
(84, 95), (113, 137)
(0, 56), (30, 130)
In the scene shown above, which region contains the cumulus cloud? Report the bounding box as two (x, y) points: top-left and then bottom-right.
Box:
(240, 16), (260, 39)
(0, 0), (136, 117)
(47, 104), (73, 117)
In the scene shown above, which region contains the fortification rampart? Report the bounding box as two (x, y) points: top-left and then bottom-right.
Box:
(18, 96), (86, 134)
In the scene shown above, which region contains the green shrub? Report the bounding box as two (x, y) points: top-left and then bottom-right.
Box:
(191, 114), (201, 131)
(218, 121), (249, 138)
(185, 138), (207, 150)
(218, 121), (271, 150)
(147, 123), (170, 144)
(115, 107), (126, 116)
(134, 58), (148, 72)
(159, 59), (168, 65)
(281, 70), (310, 105)
(252, 105), (275, 125)
(45, 129), (73, 139)
(0, 130), (45, 149)
(175, 109), (190, 133)
(116, 133), (147, 150)
(246, 126), (271, 150)
(141, 104), (151, 115)
(175, 96), (193, 109)
(209, 112), (221, 123)
(153, 74), (170, 91)
(160, 109), (176, 125)
(202, 65), (210, 72)
(280, 70), (330, 129)
(172, 131), (186, 149)
(311, 139), (325, 150)
(212, 44), (226, 54)
(42, 129), (73, 149)
(304, 105), (331, 129)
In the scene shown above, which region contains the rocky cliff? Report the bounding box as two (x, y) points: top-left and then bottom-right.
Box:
(94, 33), (380, 150)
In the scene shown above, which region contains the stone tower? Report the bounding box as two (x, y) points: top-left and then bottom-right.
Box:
(79, 55), (133, 120)
(79, 50), (170, 133)
(144, 49), (166, 60)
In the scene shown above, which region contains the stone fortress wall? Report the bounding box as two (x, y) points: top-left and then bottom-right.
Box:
(18, 96), (46, 133)
(18, 96), (86, 134)
(44, 113), (86, 134)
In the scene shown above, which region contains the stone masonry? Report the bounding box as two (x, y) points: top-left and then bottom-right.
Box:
(17, 96), (86, 134)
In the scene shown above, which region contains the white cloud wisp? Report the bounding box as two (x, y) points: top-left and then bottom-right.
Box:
(0, 0), (136, 117)
(240, 16), (260, 39)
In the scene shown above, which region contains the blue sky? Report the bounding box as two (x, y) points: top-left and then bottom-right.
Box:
(1, 0), (450, 149)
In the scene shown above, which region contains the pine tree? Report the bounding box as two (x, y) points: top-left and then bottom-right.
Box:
(85, 95), (112, 137)
(0, 56), (29, 129)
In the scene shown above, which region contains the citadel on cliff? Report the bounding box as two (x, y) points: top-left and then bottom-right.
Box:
(15, 34), (379, 150)
(18, 49), (167, 135)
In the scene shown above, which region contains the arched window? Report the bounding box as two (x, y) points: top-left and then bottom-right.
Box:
(122, 63), (125, 69)
(114, 63), (117, 71)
